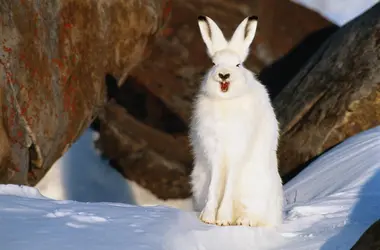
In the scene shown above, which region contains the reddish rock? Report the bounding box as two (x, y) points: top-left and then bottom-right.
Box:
(0, 0), (169, 185)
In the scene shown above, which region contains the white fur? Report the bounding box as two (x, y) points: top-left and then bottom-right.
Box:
(189, 16), (283, 227)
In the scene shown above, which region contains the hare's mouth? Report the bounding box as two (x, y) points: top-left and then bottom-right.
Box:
(220, 81), (230, 92)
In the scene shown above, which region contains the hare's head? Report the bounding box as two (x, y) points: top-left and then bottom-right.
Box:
(198, 15), (258, 99)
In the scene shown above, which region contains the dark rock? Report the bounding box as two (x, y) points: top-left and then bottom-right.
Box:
(274, 3), (380, 180)
(351, 220), (380, 250)
(94, 0), (333, 199)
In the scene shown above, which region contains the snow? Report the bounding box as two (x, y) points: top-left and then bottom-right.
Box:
(2, 125), (380, 249)
(282, 127), (380, 249)
(292, 0), (379, 26)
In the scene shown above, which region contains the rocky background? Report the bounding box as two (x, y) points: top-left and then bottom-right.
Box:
(93, 0), (380, 201)
(92, 0), (335, 200)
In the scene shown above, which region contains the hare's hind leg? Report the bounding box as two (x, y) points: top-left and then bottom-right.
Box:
(235, 184), (273, 227)
(235, 191), (282, 228)
(235, 162), (283, 228)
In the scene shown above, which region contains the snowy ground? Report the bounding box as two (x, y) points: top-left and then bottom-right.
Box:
(292, 0), (379, 26)
(1, 126), (379, 249)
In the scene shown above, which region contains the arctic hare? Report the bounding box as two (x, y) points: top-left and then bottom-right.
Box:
(189, 15), (283, 227)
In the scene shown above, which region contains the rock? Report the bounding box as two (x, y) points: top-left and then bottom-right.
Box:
(97, 2), (380, 201)
(351, 220), (380, 250)
(273, 3), (380, 181)
(94, 1), (333, 199)
(128, 0), (332, 123)
(0, 0), (169, 185)
(94, 74), (192, 199)
(96, 100), (192, 199)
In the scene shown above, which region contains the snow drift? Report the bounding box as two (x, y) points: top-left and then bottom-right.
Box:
(1, 126), (379, 249)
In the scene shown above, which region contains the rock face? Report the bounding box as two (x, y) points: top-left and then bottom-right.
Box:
(0, 0), (169, 185)
(351, 220), (380, 250)
(96, 99), (192, 199)
(129, 0), (332, 123)
(274, 3), (380, 180)
(95, 1), (380, 202)
(94, 0), (333, 200)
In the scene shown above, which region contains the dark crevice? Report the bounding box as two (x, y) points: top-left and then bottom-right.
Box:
(259, 25), (339, 99)
(108, 158), (124, 177)
(91, 74), (188, 136)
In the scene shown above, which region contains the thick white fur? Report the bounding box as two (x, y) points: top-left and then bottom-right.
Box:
(189, 16), (283, 227)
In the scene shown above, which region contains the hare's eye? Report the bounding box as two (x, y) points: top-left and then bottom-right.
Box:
(212, 62), (215, 66)
(236, 64), (240, 67)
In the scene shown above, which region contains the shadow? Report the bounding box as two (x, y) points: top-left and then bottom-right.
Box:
(102, 73), (187, 134)
(61, 128), (136, 204)
(320, 169), (380, 249)
(258, 25), (338, 99)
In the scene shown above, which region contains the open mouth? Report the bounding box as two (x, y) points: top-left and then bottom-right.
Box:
(220, 81), (230, 92)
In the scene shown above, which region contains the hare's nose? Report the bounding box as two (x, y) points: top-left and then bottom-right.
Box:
(218, 73), (230, 81)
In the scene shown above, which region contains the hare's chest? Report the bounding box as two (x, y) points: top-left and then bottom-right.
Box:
(195, 100), (253, 150)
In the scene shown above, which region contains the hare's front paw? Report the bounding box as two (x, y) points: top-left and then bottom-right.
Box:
(216, 203), (234, 226)
(199, 205), (217, 224)
(236, 213), (269, 227)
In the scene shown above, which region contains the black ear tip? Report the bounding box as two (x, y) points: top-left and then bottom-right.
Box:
(198, 15), (207, 22)
(248, 15), (259, 21)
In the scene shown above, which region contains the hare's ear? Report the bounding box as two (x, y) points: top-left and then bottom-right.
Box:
(198, 16), (228, 57)
(228, 16), (258, 61)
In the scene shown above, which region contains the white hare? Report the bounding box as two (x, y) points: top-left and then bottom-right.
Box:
(189, 15), (283, 227)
